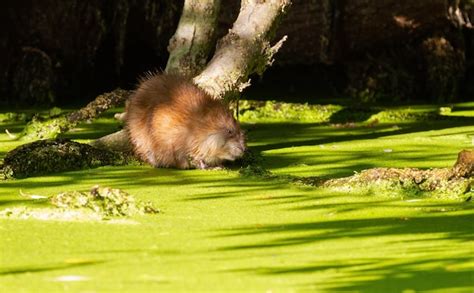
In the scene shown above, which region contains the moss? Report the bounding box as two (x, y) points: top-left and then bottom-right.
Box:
(324, 167), (473, 200)
(19, 116), (69, 140)
(237, 100), (458, 125)
(0, 112), (29, 123)
(236, 148), (472, 200)
(0, 139), (128, 179)
(0, 186), (159, 221)
(50, 185), (159, 217)
(329, 107), (380, 123)
(368, 109), (442, 123)
(239, 164), (274, 178)
(238, 100), (341, 122)
(14, 89), (130, 141)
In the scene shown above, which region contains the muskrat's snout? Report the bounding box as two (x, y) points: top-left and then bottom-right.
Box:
(234, 135), (247, 159)
(238, 140), (246, 154)
(226, 134), (246, 161)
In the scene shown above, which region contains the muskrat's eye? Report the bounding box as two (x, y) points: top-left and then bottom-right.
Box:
(227, 129), (233, 135)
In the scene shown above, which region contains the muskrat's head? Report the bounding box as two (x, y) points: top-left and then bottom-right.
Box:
(194, 107), (246, 167)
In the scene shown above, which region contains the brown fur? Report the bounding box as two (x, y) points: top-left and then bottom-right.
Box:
(125, 73), (246, 169)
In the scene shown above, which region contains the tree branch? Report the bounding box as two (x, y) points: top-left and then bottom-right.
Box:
(14, 89), (131, 141)
(194, 0), (291, 99)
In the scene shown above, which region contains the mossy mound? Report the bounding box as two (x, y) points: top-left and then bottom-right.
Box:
(50, 186), (159, 217)
(324, 167), (473, 199)
(0, 139), (127, 179)
(238, 149), (474, 200)
(0, 186), (159, 221)
(19, 116), (69, 140)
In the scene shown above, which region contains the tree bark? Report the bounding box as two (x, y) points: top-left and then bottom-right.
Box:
(90, 129), (131, 152)
(448, 0), (473, 29)
(165, 0), (221, 76)
(194, 0), (290, 99)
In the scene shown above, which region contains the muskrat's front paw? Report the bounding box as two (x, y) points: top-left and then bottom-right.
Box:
(197, 160), (208, 170)
(207, 166), (225, 170)
(194, 160), (225, 170)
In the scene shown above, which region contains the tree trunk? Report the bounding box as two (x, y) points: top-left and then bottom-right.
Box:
(194, 0), (290, 99)
(165, 0), (221, 76)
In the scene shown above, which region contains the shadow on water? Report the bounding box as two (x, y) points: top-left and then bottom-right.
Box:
(216, 209), (474, 249)
(0, 198), (46, 207)
(329, 107), (381, 123)
(214, 201), (474, 291)
(0, 259), (107, 276)
(0, 111), (472, 291)
(249, 118), (474, 153)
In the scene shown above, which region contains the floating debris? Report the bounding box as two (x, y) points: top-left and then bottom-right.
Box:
(0, 186), (159, 221)
(51, 185), (159, 217)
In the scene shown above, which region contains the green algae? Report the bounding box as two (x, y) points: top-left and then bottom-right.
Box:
(0, 101), (474, 292)
(19, 116), (69, 140)
(238, 100), (341, 122)
(0, 186), (158, 221)
(0, 112), (29, 123)
(237, 100), (462, 126)
(238, 150), (473, 200)
(324, 167), (474, 200)
(50, 185), (159, 217)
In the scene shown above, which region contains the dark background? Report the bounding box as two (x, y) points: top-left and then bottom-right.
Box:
(1, 0), (473, 107)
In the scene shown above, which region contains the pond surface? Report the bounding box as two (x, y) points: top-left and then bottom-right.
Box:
(1, 102), (473, 291)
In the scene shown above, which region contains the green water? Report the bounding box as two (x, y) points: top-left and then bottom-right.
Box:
(1, 102), (473, 291)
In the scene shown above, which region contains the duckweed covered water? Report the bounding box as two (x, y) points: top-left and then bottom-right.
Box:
(1, 101), (473, 291)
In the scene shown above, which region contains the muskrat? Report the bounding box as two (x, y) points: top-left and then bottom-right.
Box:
(125, 73), (246, 169)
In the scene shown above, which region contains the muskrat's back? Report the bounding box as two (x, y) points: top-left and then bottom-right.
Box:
(126, 74), (246, 169)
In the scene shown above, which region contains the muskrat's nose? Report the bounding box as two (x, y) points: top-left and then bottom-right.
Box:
(239, 142), (246, 153)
